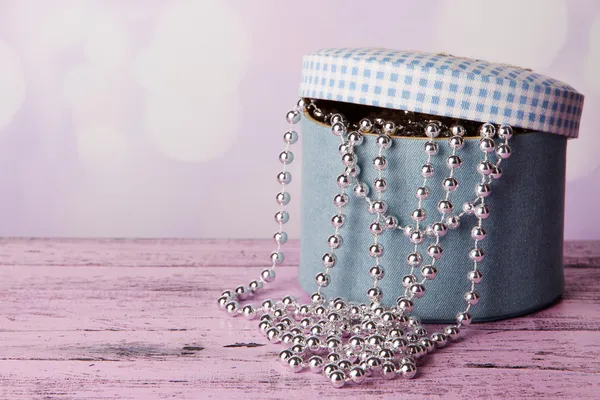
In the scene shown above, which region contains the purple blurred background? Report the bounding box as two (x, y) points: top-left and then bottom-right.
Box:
(0, 0), (598, 239)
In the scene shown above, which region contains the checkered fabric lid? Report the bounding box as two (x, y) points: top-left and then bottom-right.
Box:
(300, 48), (584, 138)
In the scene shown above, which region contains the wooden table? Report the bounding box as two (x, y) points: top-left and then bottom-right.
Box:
(0, 239), (598, 399)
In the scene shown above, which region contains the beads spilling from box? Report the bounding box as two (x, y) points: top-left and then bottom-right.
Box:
(217, 99), (514, 387)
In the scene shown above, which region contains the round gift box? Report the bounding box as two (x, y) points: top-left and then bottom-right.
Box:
(296, 48), (584, 323)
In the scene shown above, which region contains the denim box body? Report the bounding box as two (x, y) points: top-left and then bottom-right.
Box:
(296, 48), (584, 322)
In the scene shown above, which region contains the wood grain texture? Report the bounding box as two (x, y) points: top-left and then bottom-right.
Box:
(0, 239), (599, 399)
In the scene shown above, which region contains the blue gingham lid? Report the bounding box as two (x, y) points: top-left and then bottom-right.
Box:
(300, 48), (584, 138)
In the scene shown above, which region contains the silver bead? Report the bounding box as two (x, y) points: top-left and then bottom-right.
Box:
(327, 234), (343, 250)
(431, 332), (448, 348)
(491, 165), (503, 180)
(275, 191), (290, 206)
(333, 193), (349, 207)
(260, 269), (276, 283)
(306, 336), (323, 352)
(457, 311), (473, 326)
(469, 247), (485, 262)
(419, 337), (435, 353)
(421, 265), (438, 280)
(437, 200), (454, 214)
(384, 215), (398, 230)
(383, 121), (397, 135)
(411, 208), (427, 222)
(270, 251), (284, 264)
(323, 363), (339, 376)
(337, 174), (351, 189)
(399, 362), (418, 379)
(279, 150), (294, 164)
(471, 226), (487, 240)
(275, 211), (290, 225)
(347, 131), (364, 146)
(447, 155), (463, 168)
(353, 182), (369, 198)
(322, 253), (336, 268)
(447, 215), (461, 229)
(258, 320), (271, 335)
(330, 370), (347, 388)
(276, 171), (291, 185)
(273, 231), (288, 245)
(341, 152), (356, 167)
(462, 202), (475, 214)
(369, 265), (384, 280)
(339, 141), (352, 156)
(407, 252), (423, 267)
(225, 301), (240, 316)
(450, 124), (466, 137)
(421, 164), (434, 178)
(217, 295), (230, 309)
(326, 337), (342, 351)
(369, 244), (384, 258)
(282, 295), (296, 308)
(498, 125), (513, 140)
(369, 200), (387, 215)
(376, 134), (392, 149)
(381, 362), (397, 380)
(349, 366), (367, 383)
(424, 140), (439, 155)
(465, 290), (481, 305)
(310, 292), (325, 304)
(279, 349), (293, 364)
(330, 113), (345, 125)
(415, 186), (431, 200)
(296, 98), (309, 110)
(337, 359), (352, 370)
(427, 244), (443, 259)
(286, 110), (301, 124)
(283, 130), (299, 144)
(261, 299), (274, 312)
(468, 270), (483, 284)
(409, 230), (424, 244)
(397, 298), (414, 312)
(331, 214), (345, 228)
(367, 287), (382, 302)
(369, 222), (384, 236)
(234, 285), (250, 300)
(331, 122), (346, 137)
(308, 355), (324, 373)
(479, 122), (496, 138)
(479, 138), (495, 153)
(381, 312), (396, 324)
(288, 355), (304, 372)
(327, 353), (341, 363)
(475, 204), (490, 219)
(476, 183), (492, 197)
(432, 222), (448, 237)
(291, 343), (307, 357)
(477, 160), (494, 175)
(442, 177), (459, 192)
(366, 356), (382, 371)
(425, 123), (441, 138)
(373, 178), (387, 192)
(315, 272), (330, 287)
(359, 118), (373, 133)
(345, 164), (361, 177)
(409, 283), (426, 298)
(390, 338), (409, 351)
(402, 274), (418, 287)
(497, 143), (512, 159)
(373, 156), (387, 170)
(280, 331), (294, 343)
(388, 328), (404, 338)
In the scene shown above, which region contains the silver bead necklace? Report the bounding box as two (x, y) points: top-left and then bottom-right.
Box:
(217, 99), (514, 387)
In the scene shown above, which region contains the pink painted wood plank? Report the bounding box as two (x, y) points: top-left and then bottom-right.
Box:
(0, 239), (598, 399)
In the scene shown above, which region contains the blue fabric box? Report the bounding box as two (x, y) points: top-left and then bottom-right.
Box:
(296, 49), (584, 322)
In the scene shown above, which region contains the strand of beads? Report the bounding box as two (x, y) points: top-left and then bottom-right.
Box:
(455, 124), (514, 332)
(396, 122), (441, 317)
(313, 114), (353, 304)
(216, 100), (304, 320)
(363, 121), (396, 304)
